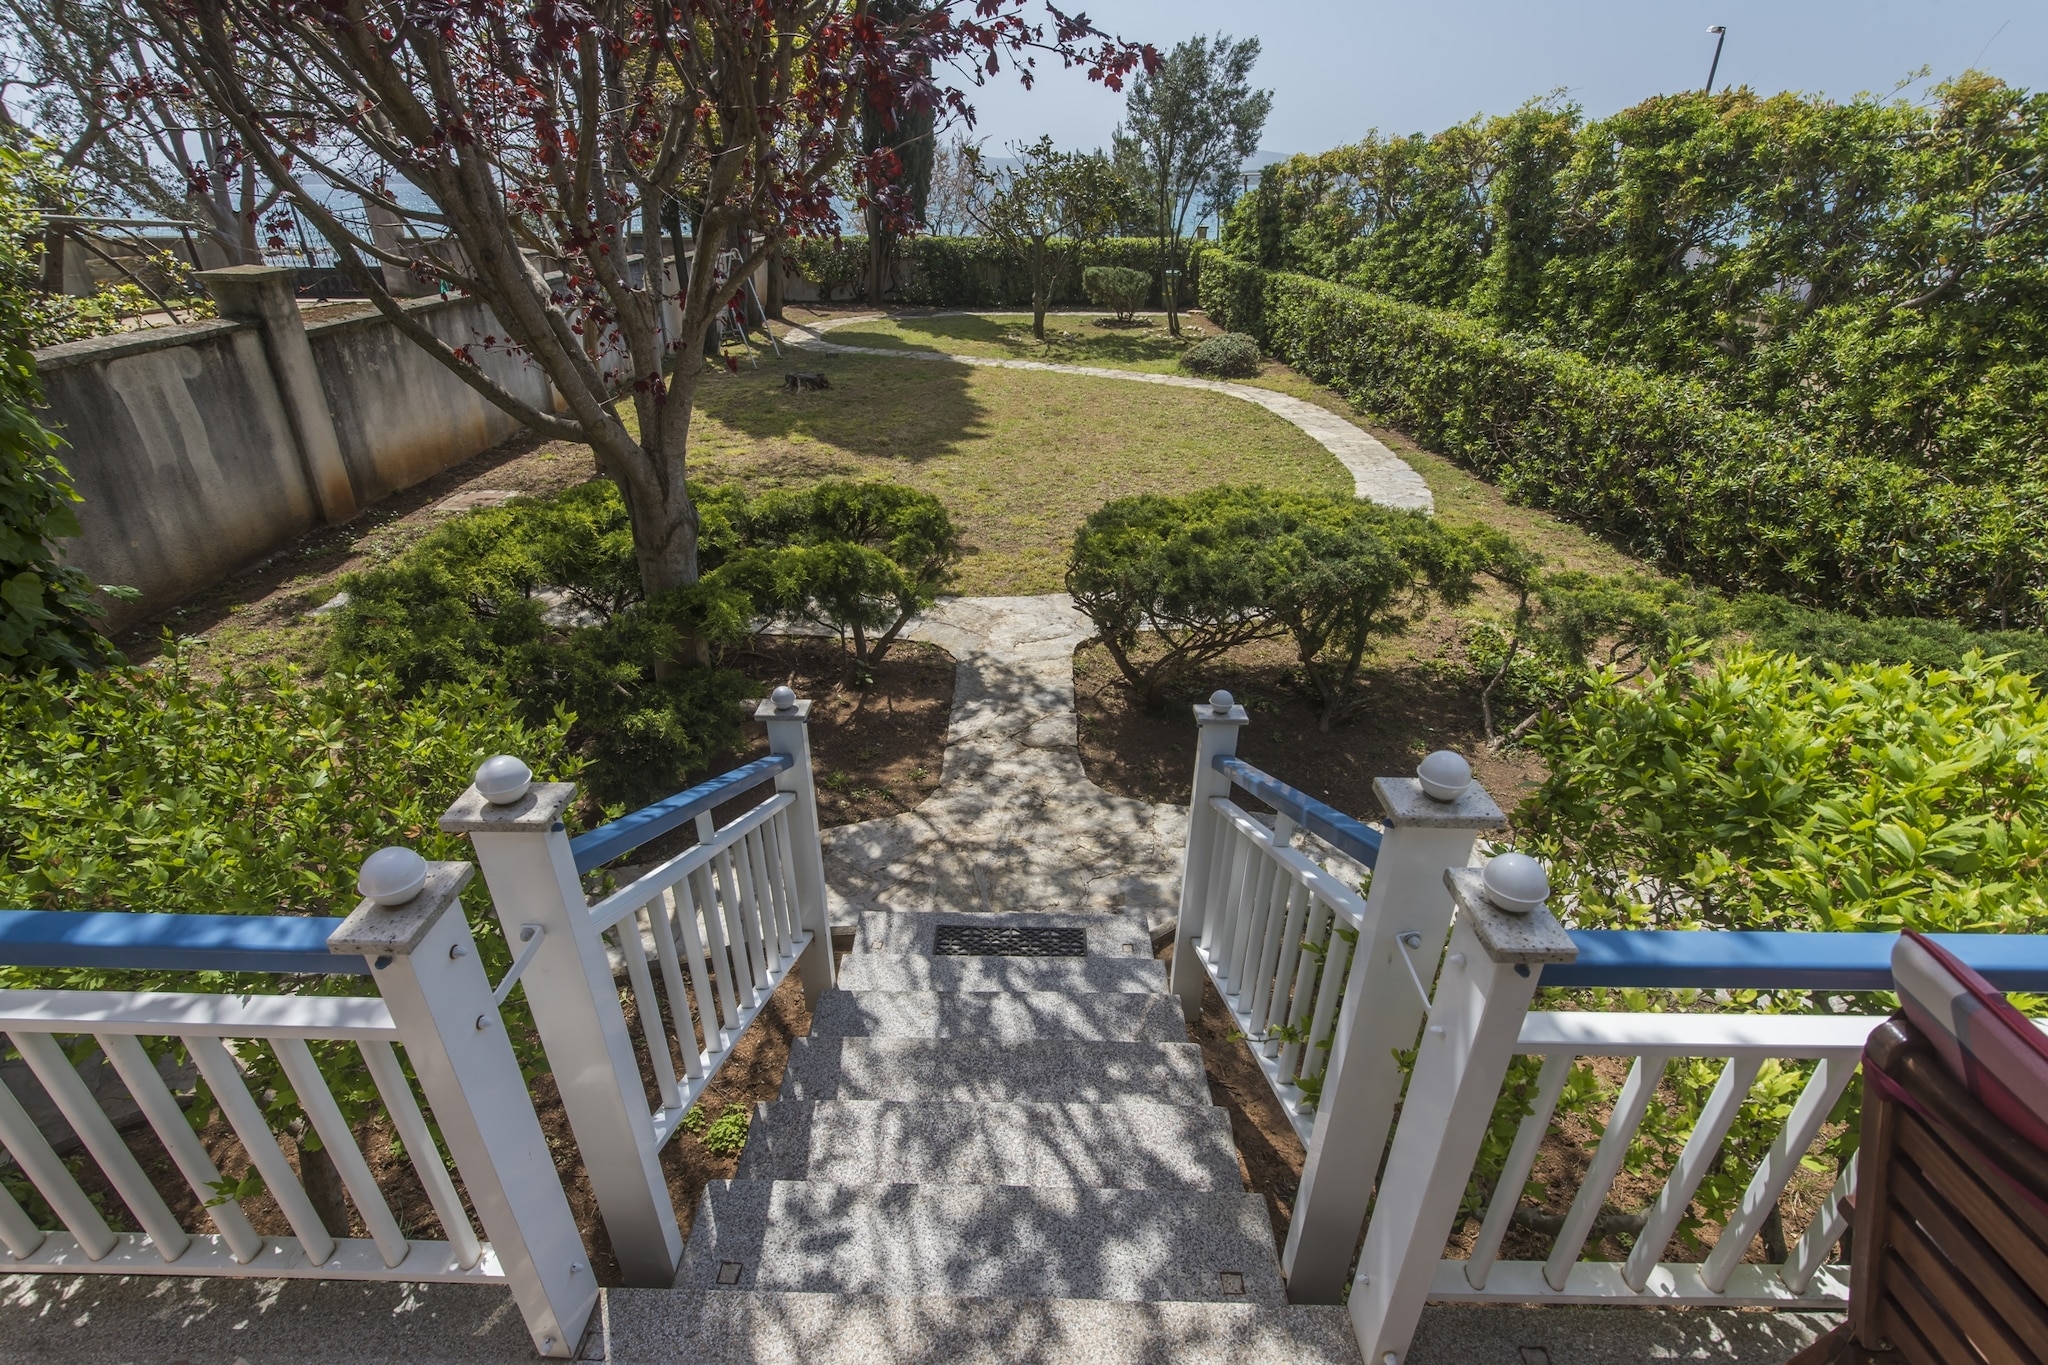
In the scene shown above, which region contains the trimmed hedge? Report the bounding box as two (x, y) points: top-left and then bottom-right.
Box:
(785, 236), (1196, 309)
(1199, 252), (2048, 630)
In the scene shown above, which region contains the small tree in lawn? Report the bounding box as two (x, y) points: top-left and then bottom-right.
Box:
(127, 0), (1153, 654)
(1112, 33), (1269, 335)
(967, 136), (1140, 339)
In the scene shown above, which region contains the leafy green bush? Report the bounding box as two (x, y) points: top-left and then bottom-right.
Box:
(716, 481), (959, 668)
(1068, 486), (1472, 724)
(1067, 488), (1288, 709)
(1201, 252), (2048, 630)
(785, 237), (868, 302)
(1082, 265), (1151, 322)
(2, 142), (126, 673)
(1178, 332), (1261, 378)
(797, 235), (1193, 309)
(0, 652), (578, 1147)
(1518, 649), (2048, 935)
(1728, 596), (2048, 681)
(328, 481), (754, 807)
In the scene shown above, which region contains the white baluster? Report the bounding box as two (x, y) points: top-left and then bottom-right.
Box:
(1623, 1055), (1765, 1290)
(1351, 867), (1578, 1364)
(1466, 1051), (1572, 1289)
(1171, 691), (1249, 1021)
(1544, 1051), (1670, 1288)
(1701, 1056), (1856, 1293)
(1283, 760), (1507, 1304)
(440, 773), (683, 1288)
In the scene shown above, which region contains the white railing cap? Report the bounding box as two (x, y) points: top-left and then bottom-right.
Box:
(331, 862), (475, 958)
(753, 691), (813, 722)
(1374, 775), (1506, 831)
(1445, 867), (1577, 966)
(439, 780), (576, 834)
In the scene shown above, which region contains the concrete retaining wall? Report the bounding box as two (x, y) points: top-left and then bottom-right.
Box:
(33, 271), (551, 631)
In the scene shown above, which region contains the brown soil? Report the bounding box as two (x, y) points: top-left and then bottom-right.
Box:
(1075, 608), (1548, 825)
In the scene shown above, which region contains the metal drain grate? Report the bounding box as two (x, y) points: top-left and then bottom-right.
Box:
(932, 924), (1087, 957)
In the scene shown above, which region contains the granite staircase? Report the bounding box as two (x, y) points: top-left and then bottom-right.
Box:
(599, 909), (1362, 1363)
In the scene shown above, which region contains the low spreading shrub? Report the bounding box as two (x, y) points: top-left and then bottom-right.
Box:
(1178, 332), (1261, 378)
(1082, 266), (1151, 322)
(715, 481), (959, 669)
(327, 481), (753, 807)
(1067, 486), (1474, 725)
(1199, 252), (2048, 630)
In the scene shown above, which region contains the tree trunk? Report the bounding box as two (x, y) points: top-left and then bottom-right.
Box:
(41, 227), (67, 294)
(296, 1135), (352, 1239)
(765, 238), (785, 319)
(1031, 239), (1048, 339)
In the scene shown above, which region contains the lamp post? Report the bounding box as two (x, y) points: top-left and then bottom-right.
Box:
(1704, 25), (1727, 93)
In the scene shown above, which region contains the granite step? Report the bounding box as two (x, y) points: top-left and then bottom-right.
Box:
(601, 1289), (1362, 1364)
(852, 909), (1153, 958)
(808, 988), (1188, 1042)
(678, 1180), (1285, 1305)
(833, 953), (1168, 994)
(780, 1037), (1211, 1105)
(736, 1100), (1239, 1190)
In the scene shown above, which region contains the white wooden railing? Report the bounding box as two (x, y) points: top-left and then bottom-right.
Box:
(439, 686), (833, 1288)
(1169, 689), (1509, 1302)
(0, 862), (595, 1358)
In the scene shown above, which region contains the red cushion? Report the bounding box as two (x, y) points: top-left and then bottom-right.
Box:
(1893, 931), (2048, 1150)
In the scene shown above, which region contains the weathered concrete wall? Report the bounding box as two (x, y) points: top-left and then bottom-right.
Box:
(309, 296), (551, 507)
(35, 319), (322, 631)
(34, 279), (553, 632)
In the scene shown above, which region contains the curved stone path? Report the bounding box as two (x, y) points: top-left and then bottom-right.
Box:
(819, 594), (1186, 931)
(783, 314), (1434, 512)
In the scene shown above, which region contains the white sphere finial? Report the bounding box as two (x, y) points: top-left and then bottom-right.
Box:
(1417, 750), (1473, 801)
(771, 685), (797, 712)
(1482, 851), (1550, 915)
(358, 847), (429, 907)
(474, 754), (533, 805)
(1209, 690), (1234, 711)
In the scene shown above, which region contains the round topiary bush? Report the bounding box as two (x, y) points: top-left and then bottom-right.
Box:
(1179, 332), (1261, 378)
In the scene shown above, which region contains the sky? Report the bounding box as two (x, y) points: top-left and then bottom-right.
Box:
(958, 0), (2048, 160)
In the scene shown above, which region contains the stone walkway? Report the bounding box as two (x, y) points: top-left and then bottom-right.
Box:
(819, 594), (1185, 933)
(782, 315), (1435, 512)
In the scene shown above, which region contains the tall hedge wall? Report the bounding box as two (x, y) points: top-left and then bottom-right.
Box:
(786, 236), (1199, 309)
(1199, 252), (2048, 631)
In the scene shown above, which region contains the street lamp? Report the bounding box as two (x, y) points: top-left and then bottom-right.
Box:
(1704, 26), (1727, 93)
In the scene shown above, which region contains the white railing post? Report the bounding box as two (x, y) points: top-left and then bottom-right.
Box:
(1170, 690), (1249, 1023)
(329, 858), (596, 1359)
(757, 687), (834, 1005)
(439, 765), (683, 1288)
(1349, 865), (1577, 1365)
(1283, 759), (1506, 1302)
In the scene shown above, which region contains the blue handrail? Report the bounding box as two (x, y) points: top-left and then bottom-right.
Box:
(0, 910), (369, 975)
(1548, 929), (2048, 994)
(569, 753), (794, 874)
(1214, 755), (1383, 869)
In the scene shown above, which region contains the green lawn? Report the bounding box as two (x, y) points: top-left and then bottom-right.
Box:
(799, 311), (1216, 375)
(689, 349), (1352, 594)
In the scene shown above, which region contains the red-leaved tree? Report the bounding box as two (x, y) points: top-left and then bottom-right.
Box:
(132, 0), (1153, 610)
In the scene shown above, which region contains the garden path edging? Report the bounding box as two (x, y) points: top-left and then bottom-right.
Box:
(781, 314), (1435, 513)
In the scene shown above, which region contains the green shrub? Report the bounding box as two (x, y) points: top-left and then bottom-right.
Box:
(1178, 332), (1261, 378)
(1082, 266), (1152, 322)
(1728, 596), (2048, 681)
(1068, 486), (1472, 724)
(716, 481), (959, 668)
(0, 652), (578, 1139)
(802, 235), (1194, 309)
(785, 237), (868, 302)
(1200, 253), (2048, 630)
(1067, 488), (1289, 709)
(328, 481), (754, 807)
(1518, 648), (2048, 935)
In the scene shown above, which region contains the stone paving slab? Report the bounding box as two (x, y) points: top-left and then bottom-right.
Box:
(677, 1180), (1285, 1304)
(779, 1036), (1209, 1105)
(735, 1099), (1240, 1190)
(601, 1289), (1365, 1365)
(807, 988), (1188, 1042)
